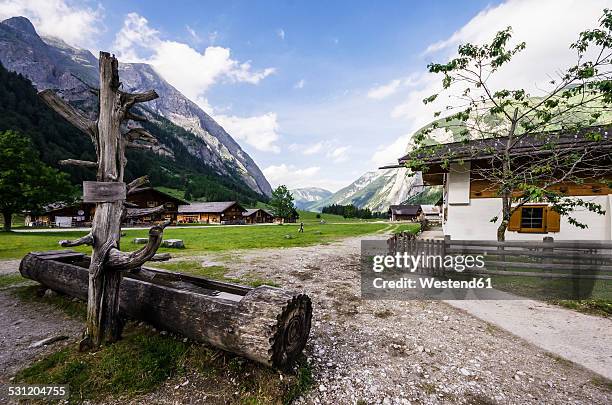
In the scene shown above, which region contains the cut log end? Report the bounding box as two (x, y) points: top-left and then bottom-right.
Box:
(270, 294), (312, 369)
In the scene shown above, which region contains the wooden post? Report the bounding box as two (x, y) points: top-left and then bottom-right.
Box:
(40, 52), (165, 349)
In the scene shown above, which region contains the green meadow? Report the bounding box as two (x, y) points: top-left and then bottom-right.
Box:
(0, 222), (419, 260)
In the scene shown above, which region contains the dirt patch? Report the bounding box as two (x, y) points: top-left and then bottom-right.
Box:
(0, 288), (82, 404)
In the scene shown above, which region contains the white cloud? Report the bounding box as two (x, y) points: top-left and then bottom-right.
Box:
(215, 112), (281, 153)
(327, 146), (350, 163)
(263, 164), (320, 188)
(185, 25), (201, 43)
(367, 79), (401, 100)
(277, 28), (285, 40)
(0, 0), (103, 48)
(303, 142), (322, 155)
(113, 13), (275, 110)
(294, 79), (305, 89)
(371, 134), (413, 167)
(377, 0), (609, 164)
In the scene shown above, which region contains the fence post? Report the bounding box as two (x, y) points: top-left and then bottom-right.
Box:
(543, 236), (554, 280)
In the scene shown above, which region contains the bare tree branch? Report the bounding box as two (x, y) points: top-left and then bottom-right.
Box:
(59, 233), (93, 247)
(127, 175), (149, 194)
(125, 205), (165, 219)
(124, 127), (158, 144)
(39, 89), (95, 136)
(59, 159), (98, 168)
(106, 220), (170, 270)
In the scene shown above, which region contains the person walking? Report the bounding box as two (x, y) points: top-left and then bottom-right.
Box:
(299, 222), (304, 233)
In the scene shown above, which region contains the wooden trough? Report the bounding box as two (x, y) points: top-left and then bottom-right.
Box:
(19, 250), (312, 369)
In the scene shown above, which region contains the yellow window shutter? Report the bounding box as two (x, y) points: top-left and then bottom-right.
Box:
(508, 208), (521, 231)
(546, 207), (561, 232)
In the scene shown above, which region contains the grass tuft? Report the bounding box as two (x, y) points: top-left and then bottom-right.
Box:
(0, 273), (28, 288)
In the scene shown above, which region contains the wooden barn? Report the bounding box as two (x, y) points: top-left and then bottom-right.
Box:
(25, 202), (95, 228)
(243, 208), (274, 224)
(177, 201), (247, 224)
(388, 205), (422, 221)
(26, 187), (187, 227)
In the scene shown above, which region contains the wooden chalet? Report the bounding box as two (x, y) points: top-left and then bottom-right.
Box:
(243, 208), (274, 224)
(388, 205), (422, 221)
(177, 201), (247, 224)
(125, 187), (188, 225)
(25, 187), (187, 227)
(390, 126), (612, 240)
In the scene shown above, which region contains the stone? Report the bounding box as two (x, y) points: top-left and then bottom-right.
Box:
(162, 239), (185, 248)
(29, 335), (68, 348)
(133, 238), (148, 244)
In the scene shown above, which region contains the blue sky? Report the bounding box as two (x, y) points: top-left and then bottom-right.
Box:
(1, 0), (608, 191)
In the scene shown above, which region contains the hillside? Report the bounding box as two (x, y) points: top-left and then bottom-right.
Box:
(290, 187), (332, 210)
(0, 62), (264, 205)
(0, 16), (272, 198)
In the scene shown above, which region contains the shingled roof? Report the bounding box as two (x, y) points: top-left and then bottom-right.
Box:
(388, 205), (422, 216)
(394, 126), (612, 167)
(243, 208), (273, 217)
(178, 201), (244, 214)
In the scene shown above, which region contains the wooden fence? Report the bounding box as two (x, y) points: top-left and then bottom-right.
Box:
(387, 233), (612, 280)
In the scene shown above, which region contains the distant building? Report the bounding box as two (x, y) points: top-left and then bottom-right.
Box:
(388, 205), (422, 221)
(243, 208), (274, 224)
(420, 204), (441, 220)
(125, 187), (188, 225)
(25, 187), (187, 227)
(177, 201), (246, 224)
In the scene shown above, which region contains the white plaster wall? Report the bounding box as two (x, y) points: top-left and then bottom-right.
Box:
(445, 195), (611, 241)
(447, 162), (470, 204)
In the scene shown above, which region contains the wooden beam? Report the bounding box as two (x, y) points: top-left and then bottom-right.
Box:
(39, 89), (95, 136)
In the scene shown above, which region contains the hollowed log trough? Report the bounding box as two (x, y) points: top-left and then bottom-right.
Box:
(20, 251), (312, 369)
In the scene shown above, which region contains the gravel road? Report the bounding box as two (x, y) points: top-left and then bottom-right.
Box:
(196, 236), (611, 404)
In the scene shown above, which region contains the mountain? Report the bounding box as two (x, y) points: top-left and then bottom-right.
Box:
(308, 168), (424, 212)
(0, 61), (265, 204)
(0, 16), (272, 197)
(290, 187), (332, 210)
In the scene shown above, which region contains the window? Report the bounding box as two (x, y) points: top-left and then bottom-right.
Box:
(508, 205), (560, 233)
(520, 207), (544, 229)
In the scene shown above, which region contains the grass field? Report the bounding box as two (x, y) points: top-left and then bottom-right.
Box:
(0, 222), (419, 260)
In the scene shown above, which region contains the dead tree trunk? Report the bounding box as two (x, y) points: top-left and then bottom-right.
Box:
(40, 52), (165, 349)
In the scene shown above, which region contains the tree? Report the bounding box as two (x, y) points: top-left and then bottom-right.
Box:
(40, 52), (170, 349)
(406, 9), (612, 241)
(0, 130), (73, 231)
(269, 185), (295, 220)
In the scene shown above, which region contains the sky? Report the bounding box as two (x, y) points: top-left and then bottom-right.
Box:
(0, 0), (609, 191)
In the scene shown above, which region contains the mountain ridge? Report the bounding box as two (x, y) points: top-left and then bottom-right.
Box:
(0, 16), (272, 197)
(290, 187), (332, 210)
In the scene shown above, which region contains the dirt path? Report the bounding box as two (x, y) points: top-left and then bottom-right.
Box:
(0, 288), (83, 404)
(182, 236), (611, 404)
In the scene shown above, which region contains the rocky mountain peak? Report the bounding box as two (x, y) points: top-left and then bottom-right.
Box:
(2, 16), (37, 36)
